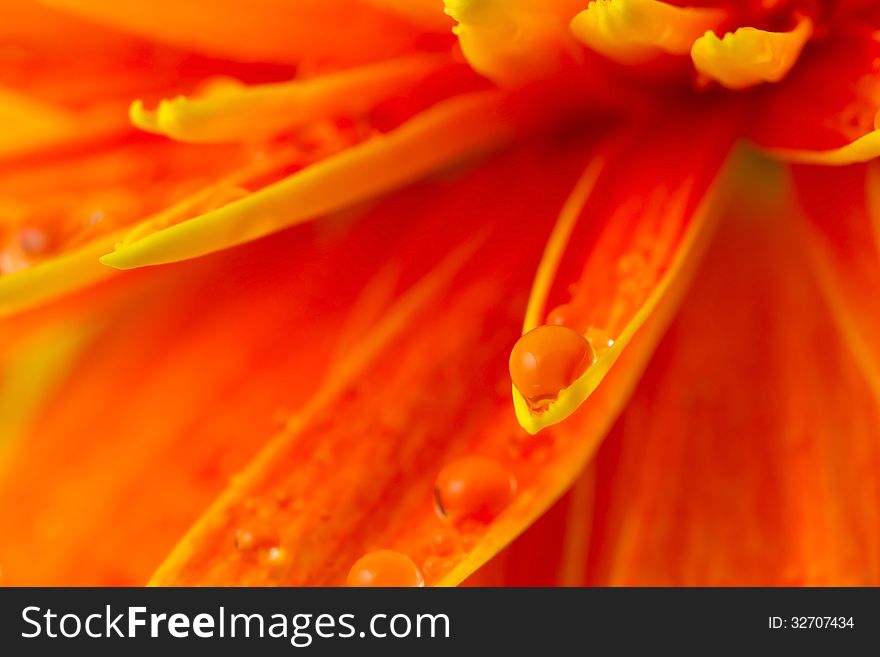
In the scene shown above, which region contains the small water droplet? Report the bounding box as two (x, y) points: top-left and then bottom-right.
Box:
(584, 326), (614, 357)
(431, 526), (460, 556)
(461, 533), (478, 551)
(346, 550), (424, 587)
(234, 520), (279, 554)
(263, 547), (286, 565)
(508, 429), (554, 460)
(86, 210), (105, 226)
(509, 325), (595, 412)
(17, 227), (48, 254)
(422, 555), (454, 582)
(434, 456), (516, 524)
(616, 252), (648, 278)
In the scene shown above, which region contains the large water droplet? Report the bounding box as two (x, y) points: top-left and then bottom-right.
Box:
(509, 325), (595, 412)
(434, 456), (515, 523)
(346, 550), (424, 587)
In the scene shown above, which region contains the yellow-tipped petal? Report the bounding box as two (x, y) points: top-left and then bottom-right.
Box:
(101, 91), (512, 269)
(444, 0), (583, 86)
(0, 142), (294, 316)
(691, 18), (812, 90)
(522, 157), (603, 332)
(763, 129), (880, 165)
(0, 233), (121, 317)
(571, 0), (726, 65)
(511, 107), (742, 434)
(510, 179), (716, 435)
(129, 56), (446, 144)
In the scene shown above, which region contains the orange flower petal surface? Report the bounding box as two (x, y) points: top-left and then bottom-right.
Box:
(37, 0), (446, 66)
(511, 100), (742, 433)
(477, 156), (880, 585)
(581, 174), (880, 585)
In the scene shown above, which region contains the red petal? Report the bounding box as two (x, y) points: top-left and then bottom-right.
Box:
(477, 160), (880, 585)
(748, 22), (880, 163)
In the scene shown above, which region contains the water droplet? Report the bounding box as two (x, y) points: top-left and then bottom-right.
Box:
(431, 526), (460, 556)
(584, 326), (614, 357)
(346, 550), (424, 587)
(263, 547), (286, 565)
(434, 456), (516, 523)
(422, 555), (454, 582)
(234, 520), (279, 553)
(17, 227), (48, 255)
(86, 210), (105, 226)
(509, 325), (595, 412)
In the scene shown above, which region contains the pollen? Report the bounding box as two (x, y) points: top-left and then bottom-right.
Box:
(509, 325), (595, 411)
(434, 456), (516, 523)
(346, 550), (425, 587)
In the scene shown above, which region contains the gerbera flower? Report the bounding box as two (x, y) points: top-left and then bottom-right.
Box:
(1, 0), (878, 586)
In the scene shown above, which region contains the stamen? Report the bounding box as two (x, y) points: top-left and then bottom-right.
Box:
(691, 16), (813, 89)
(129, 56), (445, 143)
(571, 0), (726, 65)
(444, 0), (584, 86)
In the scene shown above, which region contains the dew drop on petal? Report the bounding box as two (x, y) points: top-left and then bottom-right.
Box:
(234, 519), (280, 554)
(509, 325), (595, 411)
(18, 227), (48, 255)
(346, 550), (424, 587)
(422, 555), (455, 582)
(431, 525), (460, 556)
(434, 456), (516, 523)
(584, 326), (614, 357)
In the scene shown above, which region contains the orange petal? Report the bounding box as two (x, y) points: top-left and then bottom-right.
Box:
(37, 0), (445, 66)
(0, 0), (299, 157)
(0, 133), (276, 314)
(143, 137), (603, 586)
(363, 0), (454, 31)
(0, 137), (586, 586)
(578, 164), (880, 585)
(750, 24), (880, 164)
(511, 99), (742, 433)
(791, 163), (880, 402)
(100, 91), (514, 270)
(146, 107), (741, 587)
(476, 155), (880, 586)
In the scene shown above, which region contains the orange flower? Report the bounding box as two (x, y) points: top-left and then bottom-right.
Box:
(1, 0), (879, 586)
